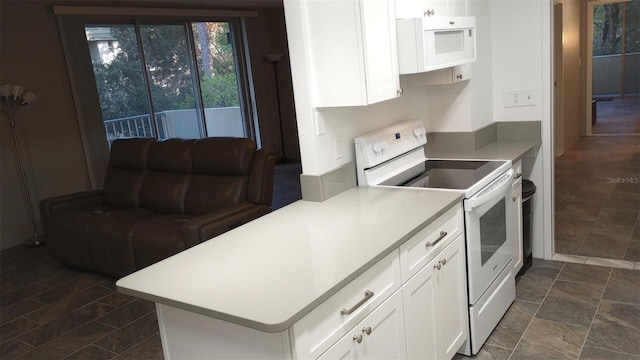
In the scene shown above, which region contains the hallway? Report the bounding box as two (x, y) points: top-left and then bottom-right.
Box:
(555, 98), (639, 261)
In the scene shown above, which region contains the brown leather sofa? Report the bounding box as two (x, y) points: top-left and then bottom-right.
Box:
(40, 137), (275, 278)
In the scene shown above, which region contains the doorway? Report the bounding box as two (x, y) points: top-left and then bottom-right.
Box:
(553, 0), (640, 264)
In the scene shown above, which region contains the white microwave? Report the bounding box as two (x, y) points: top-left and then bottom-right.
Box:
(397, 16), (476, 74)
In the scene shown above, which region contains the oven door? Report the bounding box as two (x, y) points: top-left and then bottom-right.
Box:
(464, 169), (514, 305)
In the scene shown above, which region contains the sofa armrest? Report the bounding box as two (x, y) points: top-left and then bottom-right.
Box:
(39, 190), (104, 231)
(248, 148), (276, 206)
(183, 202), (271, 246)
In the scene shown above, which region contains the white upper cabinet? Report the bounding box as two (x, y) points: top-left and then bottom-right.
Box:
(305, 0), (401, 107)
(396, 0), (468, 18)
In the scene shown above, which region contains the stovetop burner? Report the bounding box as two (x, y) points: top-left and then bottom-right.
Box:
(381, 160), (507, 190)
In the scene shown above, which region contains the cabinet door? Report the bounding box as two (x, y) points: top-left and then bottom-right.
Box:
(402, 258), (438, 359)
(433, 235), (468, 360)
(361, 0), (400, 104)
(512, 184), (523, 274)
(428, 0), (452, 16)
(451, 0), (468, 16)
(318, 290), (406, 360)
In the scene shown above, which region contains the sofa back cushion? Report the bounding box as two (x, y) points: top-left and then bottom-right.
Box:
(102, 137), (270, 216)
(102, 138), (154, 208)
(185, 138), (256, 216)
(139, 139), (195, 214)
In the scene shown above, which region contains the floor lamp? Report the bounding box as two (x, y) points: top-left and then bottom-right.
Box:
(0, 84), (44, 246)
(264, 53), (288, 163)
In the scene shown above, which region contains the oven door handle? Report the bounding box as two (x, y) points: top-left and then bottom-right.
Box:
(464, 169), (514, 212)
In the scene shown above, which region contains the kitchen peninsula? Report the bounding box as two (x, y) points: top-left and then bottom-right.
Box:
(117, 187), (464, 359)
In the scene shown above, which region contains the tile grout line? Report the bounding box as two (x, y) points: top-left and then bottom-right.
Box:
(61, 342), (118, 360)
(576, 267), (613, 358)
(20, 299), (119, 351)
(507, 262), (566, 360)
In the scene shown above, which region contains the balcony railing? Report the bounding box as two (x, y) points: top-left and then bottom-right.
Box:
(103, 107), (245, 145)
(104, 113), (166, 142)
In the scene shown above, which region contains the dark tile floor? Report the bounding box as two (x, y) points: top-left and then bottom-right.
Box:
(4, 246), (639, 360)
(0, 245), (163, 359)
(458, 259), (640, 360)
(555, 117), (639, 260)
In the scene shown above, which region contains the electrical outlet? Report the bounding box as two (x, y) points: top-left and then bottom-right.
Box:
(503, 89), (534, 108)
(335, 136), (344, 160)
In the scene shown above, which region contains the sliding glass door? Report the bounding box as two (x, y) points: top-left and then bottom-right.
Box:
(85, 21), (250, 144)
(592, 1), (640, 97)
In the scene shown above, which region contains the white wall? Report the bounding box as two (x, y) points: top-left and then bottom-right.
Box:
(491, 0), (545, 122)
(1, 1), (91, 250)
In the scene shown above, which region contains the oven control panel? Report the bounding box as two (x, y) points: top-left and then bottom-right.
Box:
(355, 119), (427, 169)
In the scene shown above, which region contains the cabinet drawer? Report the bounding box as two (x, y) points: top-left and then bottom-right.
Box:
(291, 250), (401, 360)
(317, 289), (406, 360)
(399, 204), (463, 283)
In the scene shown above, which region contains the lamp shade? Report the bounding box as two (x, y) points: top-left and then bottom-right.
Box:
(12, 85), (25, 100)
(0, 84), (37, 106)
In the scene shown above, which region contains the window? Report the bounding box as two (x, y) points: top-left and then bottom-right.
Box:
(592, 1), (640, 96)
(85, 21), (252, 144)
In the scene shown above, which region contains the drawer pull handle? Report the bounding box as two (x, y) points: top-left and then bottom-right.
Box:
(440, 258), (447, 266)
(353, 334), (363, 343)
(434, 263), (442, 270)
(362, 326), (372, 335)
(426, 231), (447, 247)
(341, 290), (374, 315)
(515, 172), (523, 179)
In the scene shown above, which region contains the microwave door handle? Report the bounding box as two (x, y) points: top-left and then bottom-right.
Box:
(464, 169), (514, 212)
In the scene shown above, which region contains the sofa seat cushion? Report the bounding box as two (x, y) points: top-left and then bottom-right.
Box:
(131, 214), (194, 269)
(85, 208), (161, 277)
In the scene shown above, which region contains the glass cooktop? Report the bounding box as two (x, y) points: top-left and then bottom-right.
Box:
(381, 160), (506, 190)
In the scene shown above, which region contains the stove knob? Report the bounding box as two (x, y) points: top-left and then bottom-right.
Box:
(372, 142), (383, 153)
(381, 141), (389, 150)
(413, 127), (426, 137)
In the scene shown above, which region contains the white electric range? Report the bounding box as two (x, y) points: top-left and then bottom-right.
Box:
(354, 120), (516, 356)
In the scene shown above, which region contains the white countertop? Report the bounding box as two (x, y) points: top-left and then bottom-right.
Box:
(116, 187), (463, 333)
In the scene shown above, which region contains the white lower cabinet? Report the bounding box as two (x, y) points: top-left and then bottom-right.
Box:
(317, 290), (407, 360)
(292, 205), (468, 360)
(403, 235), (467, 360)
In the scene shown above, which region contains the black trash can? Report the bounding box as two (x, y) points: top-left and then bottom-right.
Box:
(518, 179), (536, 277)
